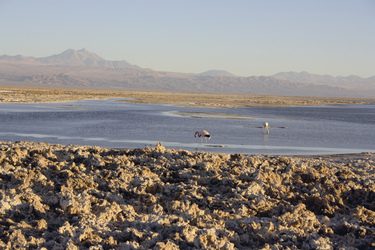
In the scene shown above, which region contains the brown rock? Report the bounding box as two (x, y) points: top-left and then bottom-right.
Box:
(0, 141), (374, 249)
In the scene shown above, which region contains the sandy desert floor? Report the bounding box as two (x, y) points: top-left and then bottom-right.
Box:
(1, 87), (375, 108)
(0, 141), (374, 249)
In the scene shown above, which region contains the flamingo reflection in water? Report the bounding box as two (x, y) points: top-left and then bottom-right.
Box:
(262, 122), (270, 135)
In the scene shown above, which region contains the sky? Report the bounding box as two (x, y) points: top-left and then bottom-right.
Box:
(1, 0), (374, 77)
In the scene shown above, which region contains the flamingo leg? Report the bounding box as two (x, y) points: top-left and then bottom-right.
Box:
(263, 127), (269, 134)
(196, 137), (203, 150)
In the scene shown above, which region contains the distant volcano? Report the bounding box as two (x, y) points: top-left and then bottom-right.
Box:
(0, 49), (139, 68)
(1, 49), (374, 98)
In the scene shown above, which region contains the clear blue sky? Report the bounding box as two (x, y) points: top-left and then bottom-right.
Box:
(1, 0), (374, 77)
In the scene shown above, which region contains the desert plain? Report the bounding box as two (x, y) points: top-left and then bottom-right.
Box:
(0, 87), (374, 249)
(1, 86), (375, 108)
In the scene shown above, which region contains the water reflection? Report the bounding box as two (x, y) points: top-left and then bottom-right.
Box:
(0, 100), (373, 155)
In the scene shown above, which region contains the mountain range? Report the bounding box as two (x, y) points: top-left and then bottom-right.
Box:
(271, 71), (375, 89)
(0, 49), (374, 98)
(0, 49), (139, 68)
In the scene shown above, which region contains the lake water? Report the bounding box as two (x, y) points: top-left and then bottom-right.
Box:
(0, 99), (374, 155)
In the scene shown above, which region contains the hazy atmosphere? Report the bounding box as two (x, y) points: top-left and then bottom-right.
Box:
(1, 0), (374, 77)
(1, 1), (375, 249)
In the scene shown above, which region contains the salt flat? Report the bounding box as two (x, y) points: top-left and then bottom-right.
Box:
(1, 86), (374, 108)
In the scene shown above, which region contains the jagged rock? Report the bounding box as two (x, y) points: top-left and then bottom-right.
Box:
(0, 141), (374, 249)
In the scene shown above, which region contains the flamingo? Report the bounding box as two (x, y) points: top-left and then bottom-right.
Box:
(262, 122), (270, 134)
(195, 130), (211, 149)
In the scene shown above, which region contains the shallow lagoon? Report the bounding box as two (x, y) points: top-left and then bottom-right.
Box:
(0, 99), (374, 155)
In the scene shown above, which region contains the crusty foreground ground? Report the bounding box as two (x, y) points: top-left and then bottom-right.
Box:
(0, 141), (374, 249)
(1, 86), (375, 108)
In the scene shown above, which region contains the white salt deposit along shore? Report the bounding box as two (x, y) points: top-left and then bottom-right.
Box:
(0, 141), (374, 249)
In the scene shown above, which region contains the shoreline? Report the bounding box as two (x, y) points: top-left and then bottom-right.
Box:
(0, 86), (373, 158)
(0, 141), (374, 249)
(1, 86), (375, 108)
(282, 151), (375, 164)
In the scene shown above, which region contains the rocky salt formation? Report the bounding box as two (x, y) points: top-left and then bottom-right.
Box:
(0, 141), (374, 249)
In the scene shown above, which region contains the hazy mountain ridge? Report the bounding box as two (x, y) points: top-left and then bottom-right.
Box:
(272, 71), (375, 86)
(0, 49), (139, 69)
(0, 54), (36, 62)
(24, 73), (89, 87)
(0, 49), (374, 98)
(199, 70), (237, 77)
